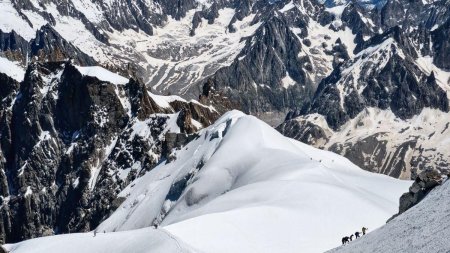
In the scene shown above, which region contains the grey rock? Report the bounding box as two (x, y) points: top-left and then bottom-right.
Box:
(390, 169), (444, 221)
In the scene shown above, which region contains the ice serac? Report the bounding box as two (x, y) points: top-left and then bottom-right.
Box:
(95, 111), (410, 253)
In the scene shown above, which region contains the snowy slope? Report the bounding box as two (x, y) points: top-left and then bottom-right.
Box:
(94, 111), (411, 253)
(0, 56), (26, 82)
(75, 65), (129, 85)
(328, 178), (450, 253)
(4, 227), (195, 253)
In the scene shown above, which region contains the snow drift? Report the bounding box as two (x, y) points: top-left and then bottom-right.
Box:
(4, 227), (194, 253)
(5, 111), (411, 253)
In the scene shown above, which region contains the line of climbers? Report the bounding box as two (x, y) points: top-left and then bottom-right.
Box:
(342, 227), (368, 245)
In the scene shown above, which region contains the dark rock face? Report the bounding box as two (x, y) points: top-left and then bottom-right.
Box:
(190, 3), (221, 36)
(206, 13), (315, 125)
(432, 17), (450, 71)
(0, 61), (220, 243)
(2, 0), (448, 129)
(303, 27), (449, 130)
(0, 26), (96, 67)
(0, 30), (29, 64)
(30, 25), (96, 65)
(340, 3), (375, 41)
(330, 137), (417, 178)
(389, 169), (444, 222)
(279, 110), (450, 180)
(277, 0), (450, 180)
(276, 117), (329, 146)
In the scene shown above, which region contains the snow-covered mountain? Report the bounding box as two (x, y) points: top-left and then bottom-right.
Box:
(279, 108), (450, 179)
(4, 111), (411, 253)
(2, 0), (447, 125)
(1, 0), (449, 249)
(278, 5), (450, 180)
(0, 60), (220, 243)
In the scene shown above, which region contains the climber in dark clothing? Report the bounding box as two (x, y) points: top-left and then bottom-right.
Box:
(362, 227), (368, 235)
(355, 231), (360, 238)
(349, 234), (354, 241)
(342, 236), (350, 245)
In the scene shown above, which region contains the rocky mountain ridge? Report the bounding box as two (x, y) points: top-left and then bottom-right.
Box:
(0, 60), (221, 243)
(277, 0), (450, 179)
(2, 0), (449, 125)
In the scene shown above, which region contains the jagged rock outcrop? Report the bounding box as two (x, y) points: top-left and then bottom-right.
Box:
(204, 12), (315, 125)
(0, 26), (96, 67)
(280, 107), (450, 179)
(302, 27), (448, 130)
(392, 169), (444, 219)
(276, 0), (450, 181)
(0, 61), (220, 243)
(30, 25), (96, 65)
(432, 17), (450, 70)
(276, 116), (330, 146)
(0, 30), (29, 64)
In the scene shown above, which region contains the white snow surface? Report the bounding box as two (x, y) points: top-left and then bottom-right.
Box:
(328, 178), (450, 253)
(74, 65), (129, 85)
(0, 57), (26, 82)
(0, 0), (38, 40)
(5, 227), (195, 253)
(93, 111), (410, 253)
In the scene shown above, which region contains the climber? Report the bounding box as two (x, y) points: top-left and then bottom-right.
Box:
(349, 234), (354, 241)
(362, 227), (368, 235)
(93, 230), (97, 237)
(341, 236), (350, 245)
(355, 231), (360, 239)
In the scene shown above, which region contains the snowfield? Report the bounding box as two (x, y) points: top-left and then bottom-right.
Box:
(5, 111), (411, 253)
(0, 56), (26, 82)
(4, 227), (195, 253)
(74, 65), (129, 85)
(328, 178), (450, 253)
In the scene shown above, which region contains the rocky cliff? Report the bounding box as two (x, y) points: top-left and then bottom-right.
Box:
(0, 61), (220, 243)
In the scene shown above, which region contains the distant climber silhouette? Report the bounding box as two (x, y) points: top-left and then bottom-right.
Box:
(349, 234), (354, 241)
(362, 227), (368, 235)
(342, 236), (350, 245)
(355, 231), (360, 239)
